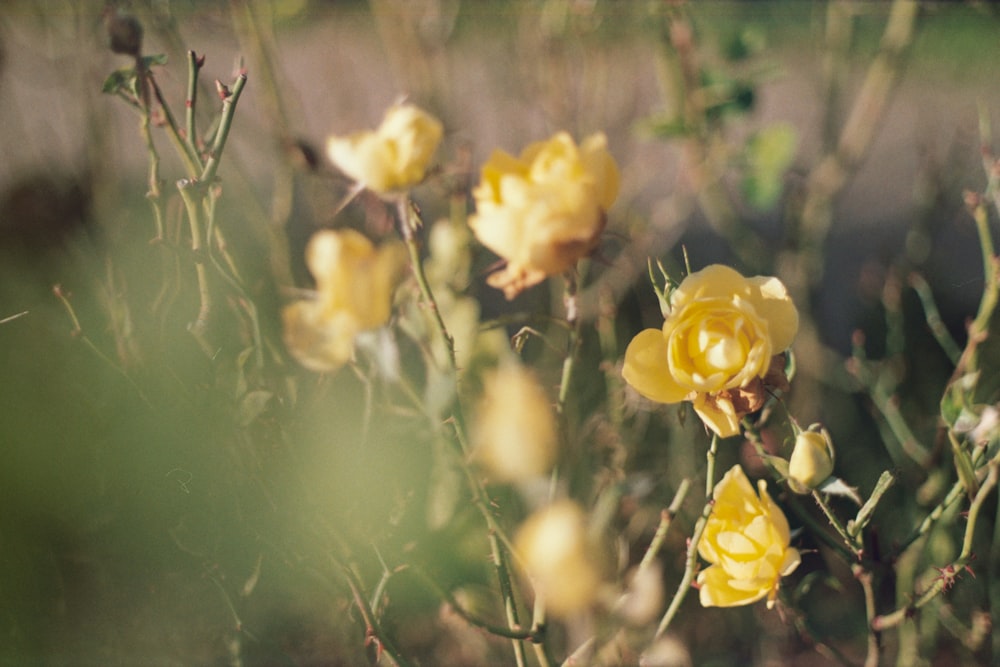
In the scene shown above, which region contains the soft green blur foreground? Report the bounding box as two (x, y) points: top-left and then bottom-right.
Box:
(1, 1), (1000, 665)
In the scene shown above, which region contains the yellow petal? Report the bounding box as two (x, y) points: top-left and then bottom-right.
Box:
(691, 393), (742, 438)
(622, 329), (690, 404)
(697, 564), (769, 608)
(745, 275), (799, 352)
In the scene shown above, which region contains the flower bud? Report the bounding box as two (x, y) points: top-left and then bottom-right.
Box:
(787, 426), (835, 494)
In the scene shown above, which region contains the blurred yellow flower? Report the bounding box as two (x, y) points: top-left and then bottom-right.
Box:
(472, 363), (557, 482)
(515, 500), (602, 617)
(326, 103), (443, 194)
(622, 265), (798, 437)
(468, 132), (619, 299)
(697, 465), (801, 609)
(283, 229), (407, 371)
(787, 426), (835, 494)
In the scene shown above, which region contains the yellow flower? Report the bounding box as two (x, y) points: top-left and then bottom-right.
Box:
(697, 465), (801, 608)
(282, 229), (407, 371)
(472, 363), (558, 482)
(468, 132), (619, 299)
(787, 426), (835, 494)
(326, 103), (443, 194)
(515, 501), (602, 617)
(622, 265), (798, 437)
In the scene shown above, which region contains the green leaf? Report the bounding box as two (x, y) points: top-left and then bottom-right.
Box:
(742, 123), (798, 210)
(102, 67), (136, 95)
(141, 53), (169, 68)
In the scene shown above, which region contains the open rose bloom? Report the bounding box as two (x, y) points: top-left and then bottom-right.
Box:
(697, 465), (801, 608)
(468, 132), (619, 299)
(622, 265), (798, 437)
(282, 229), (406, 372)
(326, 103), (443, 195)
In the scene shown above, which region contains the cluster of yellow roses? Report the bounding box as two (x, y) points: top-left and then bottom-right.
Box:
(282, 102), (834, 614)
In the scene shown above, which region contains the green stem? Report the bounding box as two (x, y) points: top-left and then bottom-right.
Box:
(909, 273), (962, 365)
(638, 479), (692, 574)
(654, 434), (719, 638)
(812, 490), (863, 557)
(872, 455), (1000, 631)
(148, 73), (203, 178)
(201, 73), (248, 184)
(339, 562), (413, 667)
(853, 564), (881, 667)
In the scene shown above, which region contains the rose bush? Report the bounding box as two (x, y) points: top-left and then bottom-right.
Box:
(468, 132), (619, 299)
(697, 465), (801, 608)
(622, 264), (798, 437)
(282, 229), (407, 371)
(326, 103), (443, 195)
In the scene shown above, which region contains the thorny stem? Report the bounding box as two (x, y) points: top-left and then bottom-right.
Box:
(408, 567), (539, 641)
(397, 197), (458, 372)
(339, 562), (412, 667)
(872, 455), (1000, 631)
(895, 444), (986, 558)
(387, 204), (529, 667)
(812, 490), (863, 558)
(654, 434), (719, 639)
(638, 479), (692, 573)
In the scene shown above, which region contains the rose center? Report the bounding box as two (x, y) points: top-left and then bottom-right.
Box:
(694, 324), (745, 374)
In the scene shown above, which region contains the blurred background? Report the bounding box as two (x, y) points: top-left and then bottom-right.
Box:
(2, 1), (1000, 664)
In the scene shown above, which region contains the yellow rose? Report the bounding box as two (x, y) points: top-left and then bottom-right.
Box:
(787, 426), (835, 494)
(471, 363), (558, 482)
(697, 465), (801, 608)
(515, 500), (603, 617)
(468, 132), (619, 299)
(283, 229), (407, 371)
(326, 103), (443, 194)
(622, 265), (798, 437)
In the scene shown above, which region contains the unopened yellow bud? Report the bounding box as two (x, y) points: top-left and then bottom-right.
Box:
(472, 363), (558, 482)
(515, 501), (602, 617)
(788, 426), (835, 494)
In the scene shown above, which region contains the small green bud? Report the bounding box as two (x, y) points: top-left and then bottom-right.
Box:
(788, 425), (835, 494)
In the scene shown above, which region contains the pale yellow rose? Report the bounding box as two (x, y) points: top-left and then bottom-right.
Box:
(622, 265), (798, 437)
(697, 465), (801, 608)
(283, 229), (407, 371)
(326, 103), (443, 194)
(515, 500), (602, 617)
(472, 363), (558, 482)
(468, 132), (619, 299)
(787, 426), (835, 494)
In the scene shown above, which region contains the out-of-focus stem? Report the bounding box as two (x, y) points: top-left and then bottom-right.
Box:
(185, 50), (203, 162)
(638, 479), (691, 574)
(654, 434), (718, 639)
(177, 179), (213, 354)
